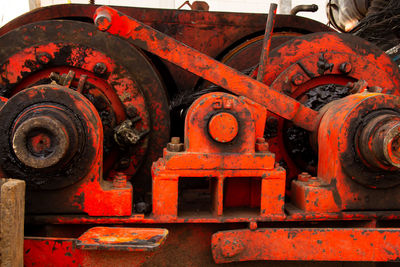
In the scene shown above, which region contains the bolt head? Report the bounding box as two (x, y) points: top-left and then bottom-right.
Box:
(167, 137), (184, 152)
(298, 172), (312, 182)
(93, 62), (107, 75)
(95, 13), (112, 31)
(167, 142), (184, 152)
(339, 62), (352, 74)
(255, 141), (269, 152)
(36, 52), (52, 65)
(171, 137), (181, 144)
(291, 73), (305, 86)
(126, 106), (138, 118)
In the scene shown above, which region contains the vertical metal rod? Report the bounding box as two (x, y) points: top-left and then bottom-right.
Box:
(257, 3), (278, 82)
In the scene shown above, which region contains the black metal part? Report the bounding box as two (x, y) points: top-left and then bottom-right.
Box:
(344, 109), (400, 189)
(352, 0), (400, 51)
(283, 84), (350, 173)
(317, 53), (334, 75)
(0, 85), (96, 190)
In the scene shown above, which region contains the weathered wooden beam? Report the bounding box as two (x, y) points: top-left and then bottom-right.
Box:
(0, 179), (25, 267)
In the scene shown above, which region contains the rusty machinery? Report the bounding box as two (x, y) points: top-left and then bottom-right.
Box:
(1, 2), (400, 266)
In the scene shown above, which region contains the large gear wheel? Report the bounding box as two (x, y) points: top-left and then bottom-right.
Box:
(254, 32), (400, 181)
(0, 20), (170, 199)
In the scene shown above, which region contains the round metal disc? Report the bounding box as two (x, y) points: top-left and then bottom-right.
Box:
(0, 20), (170, 196)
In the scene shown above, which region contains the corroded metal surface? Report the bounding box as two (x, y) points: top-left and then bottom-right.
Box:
(212, 228), (400, 263)
(0, 3), (400, 266)
(0, 20), (170, 202)
(76, 227), (168, 251)
(94, 6), (320, 131)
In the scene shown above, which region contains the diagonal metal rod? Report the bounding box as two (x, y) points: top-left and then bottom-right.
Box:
(93, 6), (320, 132)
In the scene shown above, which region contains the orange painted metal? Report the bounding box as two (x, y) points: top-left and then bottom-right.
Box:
(252, 33), (400, 186)
(3, 3), (400, 265)
(77, 227), (168, 251)
(208, 112), (238, 143)
(25, 209), (400, 224)
(0, 4), (332, 97)
(0, 85), (133, 216)
(24, 237), (154, 267)
(152, 92), (285, 219)
(93, 6), (319, 131)
(292, 92), (400, 212)
(212, 228), (400, 263)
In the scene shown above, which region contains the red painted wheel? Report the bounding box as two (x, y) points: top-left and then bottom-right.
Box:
(0, 20), (170, 200)
(252, 32), (400, 182)
(219, 32), (302, 73)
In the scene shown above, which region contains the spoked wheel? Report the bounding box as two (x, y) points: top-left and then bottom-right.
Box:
(0, 20), (170, 201)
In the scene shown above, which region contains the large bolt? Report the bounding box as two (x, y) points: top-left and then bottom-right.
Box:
(167, 137), (184, 152)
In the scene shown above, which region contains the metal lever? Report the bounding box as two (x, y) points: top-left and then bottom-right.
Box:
(93, 6), (320, 132)
(257, 3), (277, 82)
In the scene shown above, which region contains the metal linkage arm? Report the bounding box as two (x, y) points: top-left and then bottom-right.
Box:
(93, 6), (319, 131)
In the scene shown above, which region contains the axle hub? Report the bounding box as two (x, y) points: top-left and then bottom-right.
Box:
(0, 85), (101, 189)
(11, 106), (80, 169)
(208, 112), (239, 143)
(359, 114), (400, 169)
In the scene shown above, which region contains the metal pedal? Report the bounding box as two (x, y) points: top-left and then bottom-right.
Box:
(76, 227), (168, 251)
